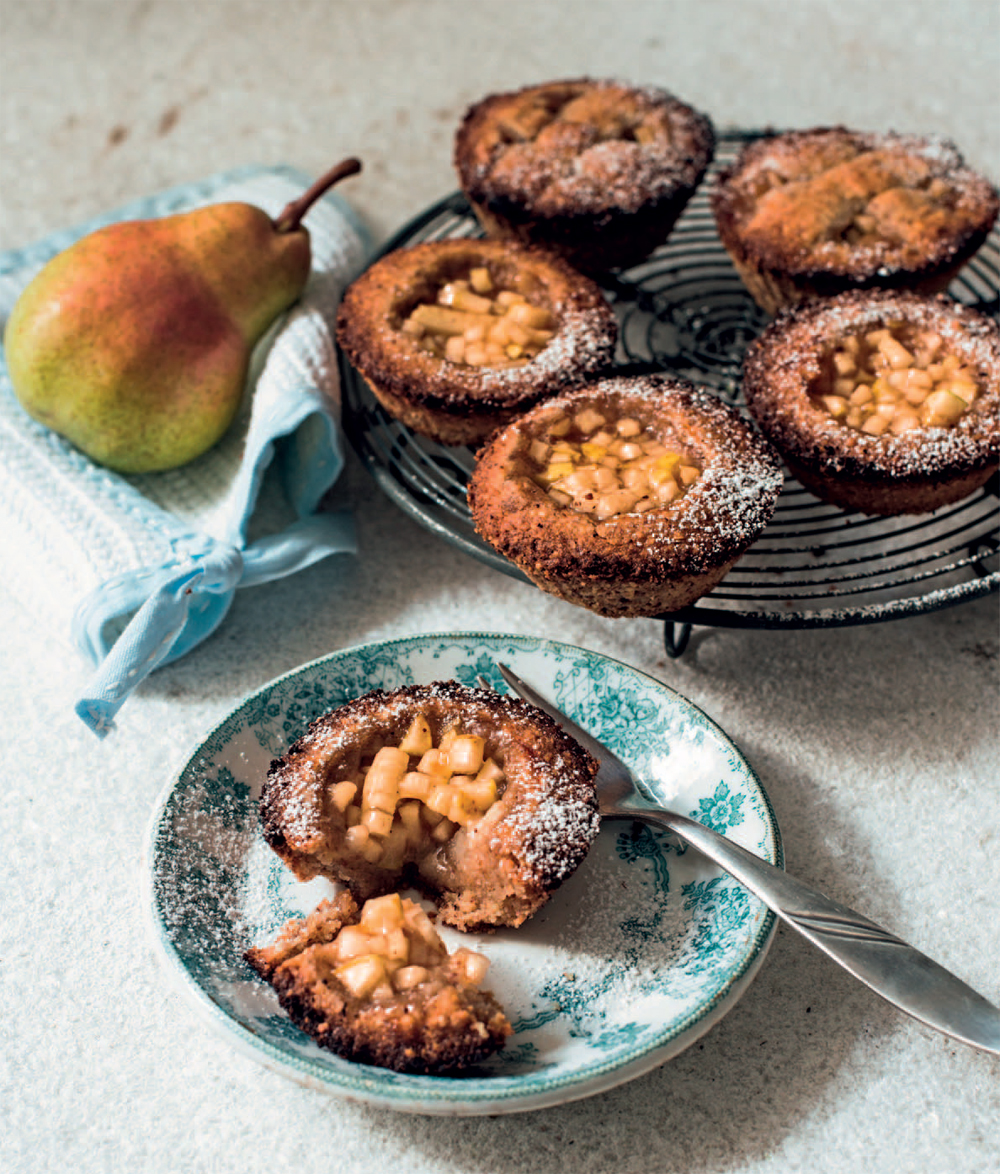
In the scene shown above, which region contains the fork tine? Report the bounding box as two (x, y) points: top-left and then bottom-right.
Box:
(495, 663), (613, 767)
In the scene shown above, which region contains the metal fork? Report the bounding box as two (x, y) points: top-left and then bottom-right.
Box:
(479, 662), (1000, 1055)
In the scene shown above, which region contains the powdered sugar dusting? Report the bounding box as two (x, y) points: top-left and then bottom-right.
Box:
(470, 302), (614, 396)
(499, 374), (784, 564)
(713, 126), (999, 276)
(261, 681), (600, 898)
(487, 747), (601, 883)
(458, 78), (715, 217)
(337, 237), (618, 417)
(743, 291), (1000, 481)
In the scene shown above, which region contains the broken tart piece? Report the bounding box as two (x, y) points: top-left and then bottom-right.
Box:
(259, 682), (600, 931)
(245, 890), (511, 1074)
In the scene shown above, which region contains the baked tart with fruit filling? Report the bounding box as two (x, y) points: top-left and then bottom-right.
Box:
(246, 890), (511, 1074)
(467, 375), (784, 618)
(711, 126), (999, 315)
(454, 77), (716, 274)
(335, 238), (617, 446)
(260, 682), (600, 931)
(741, 290), (1000, 515)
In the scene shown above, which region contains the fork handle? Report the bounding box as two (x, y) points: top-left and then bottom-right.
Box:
(620, 804), (1000, 1055)
(491, 662), (1000, 1054)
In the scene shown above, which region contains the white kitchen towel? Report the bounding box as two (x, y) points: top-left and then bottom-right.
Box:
(0, 165), (370, 736)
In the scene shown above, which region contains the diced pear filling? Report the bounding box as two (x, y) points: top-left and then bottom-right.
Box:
(331, 892), (491, 1002)
(330, 716), (503, 868)
(811, 323), (981, 437)
(400, 267), (556, 367)
(526, 407), (701, 520)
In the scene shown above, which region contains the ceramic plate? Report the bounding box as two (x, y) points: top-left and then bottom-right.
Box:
(144, 633), (780, 1115)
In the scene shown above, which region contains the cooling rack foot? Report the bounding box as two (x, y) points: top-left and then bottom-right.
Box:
(663, 621), (692, 658)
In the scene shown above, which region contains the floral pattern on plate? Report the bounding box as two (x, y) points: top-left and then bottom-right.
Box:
(144, 632), (780, 1115)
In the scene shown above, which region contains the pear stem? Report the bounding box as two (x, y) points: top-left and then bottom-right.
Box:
(274, 157), (363, 233)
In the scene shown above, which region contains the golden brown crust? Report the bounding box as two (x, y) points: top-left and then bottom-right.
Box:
(454, 77), (715, 273)
(335, 238), (618, 445)
(712, 127), (999, 314)
(245, 895), (512, 1074)
(260, 682), (600, 931)
(467, 375), (784, 617)
(741, 290), (1000, 514)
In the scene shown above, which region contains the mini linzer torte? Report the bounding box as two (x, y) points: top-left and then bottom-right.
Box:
(245, 890), (512, 1074)
(335, 237), (618, 445)
(454, 77), (716, 273)
(741, 290), (1000, 515)
(467, 375), (784, 618)
(711, 126), (999, 315)
(259, 682), (600, 932)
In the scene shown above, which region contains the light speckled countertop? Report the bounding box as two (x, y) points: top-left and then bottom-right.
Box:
(1, 3), (998, 1172)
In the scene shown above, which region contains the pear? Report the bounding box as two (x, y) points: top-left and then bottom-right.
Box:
(3, 157), (361, 474)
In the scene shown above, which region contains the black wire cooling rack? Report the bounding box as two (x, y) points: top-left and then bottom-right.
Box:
(339, 131), (1000, 656)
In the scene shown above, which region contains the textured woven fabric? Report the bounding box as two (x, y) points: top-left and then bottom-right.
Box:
(0, 166), (370, 735)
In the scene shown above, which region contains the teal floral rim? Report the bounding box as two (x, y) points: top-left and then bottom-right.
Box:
(143, 633), (780, 1115)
